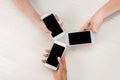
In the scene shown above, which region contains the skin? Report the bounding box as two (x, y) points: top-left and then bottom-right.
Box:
(12, 0), (63, 34)
(12, 0), (120, 34)
(12, 0), (120, 79)
(12, 1), (66, 80)
(41, 49), (67, 80)
(81, 0), (120, 33)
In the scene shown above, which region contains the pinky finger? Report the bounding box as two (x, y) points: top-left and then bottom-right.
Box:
(90, 25), (97, 33)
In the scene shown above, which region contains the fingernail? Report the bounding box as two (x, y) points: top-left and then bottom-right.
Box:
(58, 57), (60, 60)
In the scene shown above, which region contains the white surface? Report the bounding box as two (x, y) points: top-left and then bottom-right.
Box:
(0, 0), (120, 80)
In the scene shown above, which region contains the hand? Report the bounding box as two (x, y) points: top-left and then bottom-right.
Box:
(41, 49), (67, 80)
(40, 15), (64, 34)
(81, 11), (104, 33)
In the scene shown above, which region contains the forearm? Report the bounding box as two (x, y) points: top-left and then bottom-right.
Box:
(12, 0), (41, 25)
(97, 0), (120, 19)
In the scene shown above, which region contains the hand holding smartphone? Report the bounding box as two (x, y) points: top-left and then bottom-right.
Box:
(41, 11), (95, 71)
(45, 41), (66, 70)
(41, 12), (65, 40)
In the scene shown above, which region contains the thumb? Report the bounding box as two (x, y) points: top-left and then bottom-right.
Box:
(57, 57), (63, 68)
(91, 24), (97, 33)
(89, 22), (97, 33)
(57, 57), (61, 63)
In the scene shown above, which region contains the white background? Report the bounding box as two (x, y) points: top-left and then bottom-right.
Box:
(0, 0), (120, 80)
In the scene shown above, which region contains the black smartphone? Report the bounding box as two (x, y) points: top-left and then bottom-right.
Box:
(45, 41), (66, 70)
(66, 31), (94, 45)
(41, 12), (65, 40)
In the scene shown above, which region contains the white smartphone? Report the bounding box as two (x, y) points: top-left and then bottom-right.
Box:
(45, 41), (66, 70)
(41, 12), (65, 40)
(66, 30), (94, 46)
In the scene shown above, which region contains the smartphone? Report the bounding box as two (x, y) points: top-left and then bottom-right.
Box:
(41, 12), (65, 40)
(66, 30), (94, 46)
(45, 41), (66, 70)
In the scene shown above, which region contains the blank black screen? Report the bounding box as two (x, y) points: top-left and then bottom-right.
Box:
(69, 31), (92, 45)
(43, 14), (63, 37)
(46, 43), (65, 67)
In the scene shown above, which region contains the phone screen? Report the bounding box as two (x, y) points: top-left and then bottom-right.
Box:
(68, 31), (92, 45)
(46, 43), (65, 67)
(42, 14), (63, 37)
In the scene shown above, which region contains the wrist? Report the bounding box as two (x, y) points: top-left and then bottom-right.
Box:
(98, 8), (106, 20)
(54, 78), (67, 80)
(94, 9), (105, 21)
(63, 77), (67, 80)
(62, 75), (67, 80)
(54, 75), (67, 80)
